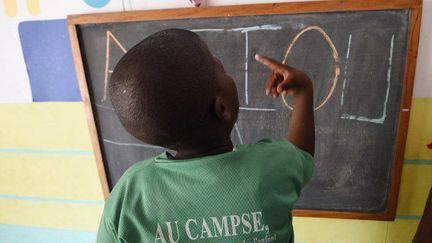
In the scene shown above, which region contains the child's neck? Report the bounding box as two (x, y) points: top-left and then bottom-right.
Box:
(174, 139), (234, 160)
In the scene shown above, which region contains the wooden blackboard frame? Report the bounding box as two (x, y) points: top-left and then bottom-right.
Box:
(68, 0), (422, 220)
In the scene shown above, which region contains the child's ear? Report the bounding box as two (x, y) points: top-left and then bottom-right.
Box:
(214, 96), (231, 122)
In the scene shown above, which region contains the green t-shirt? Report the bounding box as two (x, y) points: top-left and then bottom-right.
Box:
(96, 139), (313, 243)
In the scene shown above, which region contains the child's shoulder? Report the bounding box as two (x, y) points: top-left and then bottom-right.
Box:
(241, 138), (311, 156)
(101, 157), (157, 221)
(239, 139), (313, 174)
(118, 157), (156, 183)
(109, 156), (158, 197)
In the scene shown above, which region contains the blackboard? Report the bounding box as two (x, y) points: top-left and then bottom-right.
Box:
(68, 0), (422, 220)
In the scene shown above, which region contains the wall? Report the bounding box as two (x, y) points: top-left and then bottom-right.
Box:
(0, 0), (431, 242)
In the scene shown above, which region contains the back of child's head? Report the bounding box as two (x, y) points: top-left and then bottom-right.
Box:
(109, 29), (222, 149)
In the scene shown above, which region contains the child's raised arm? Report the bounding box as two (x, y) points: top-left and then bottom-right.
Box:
(255, 54), (315, 156)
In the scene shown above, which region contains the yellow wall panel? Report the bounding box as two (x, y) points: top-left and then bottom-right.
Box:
(397, 164), (432, 215)
(0, 154), (103, 201)
(293, 217), (387, 243)
(405, 98), (432, 160)
(0, 103), (93, 151)
(0, 199), (103, 231)
(293, 217), (422, 243)
(386, 219), (419, 243)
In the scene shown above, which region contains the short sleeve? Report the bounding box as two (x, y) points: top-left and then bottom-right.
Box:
(289, 142), (314, 187)
(257, 139), (314, 188)
(96, 216), (119, 243)
(275, 139), (314, 197)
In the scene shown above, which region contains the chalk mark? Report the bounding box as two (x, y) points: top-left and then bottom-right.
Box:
(237, 25), (282, 106)
(239, 107), (276, 111)
(103, 139), (162, 149)
(245, 32), (249, 105)
(234, 123), (244, 144)
(230, 25), (282, 33)
(340, 34), (395, 124)
(192, 25), (282, 33)
(281, 26), (340, 111)
(190, 28), (224, 32)
(188, 25), (282, 107)
(95, 103), (114, 111)
(340, 34), (352, 106)
(103, 30), (127, 102)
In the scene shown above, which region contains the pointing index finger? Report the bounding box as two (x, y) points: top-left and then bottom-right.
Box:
(255, 54), (282, 71)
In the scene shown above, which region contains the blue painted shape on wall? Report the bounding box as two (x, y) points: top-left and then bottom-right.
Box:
(0, 224), (96, 243)
(19, 19), (81, 102)
(84, 0), (111, 8)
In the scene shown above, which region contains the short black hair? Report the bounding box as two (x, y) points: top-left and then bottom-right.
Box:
(109, 29), (218, 149)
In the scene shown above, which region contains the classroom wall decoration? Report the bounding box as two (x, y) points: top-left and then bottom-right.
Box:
(0, 0), (431, 242)
(0, 0), (126, 103)
(84, 0), (111, 8)
(19, 19), (81, 101)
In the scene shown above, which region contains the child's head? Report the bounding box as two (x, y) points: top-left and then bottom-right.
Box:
(110, 29), (239, 150)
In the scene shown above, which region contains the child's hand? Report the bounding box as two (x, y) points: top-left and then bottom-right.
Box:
(255, 54), (315, 155)
(255, 54), (312, 98)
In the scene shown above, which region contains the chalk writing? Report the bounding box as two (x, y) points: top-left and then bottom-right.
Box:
(340, 34), (352, 106)
(281, 26), (340, 111)
(234, 123), (244, 144)
(96, 103), (114, 111)
(102, 31), (127, 102)
(340, 34), (395, 124)
(103, 138), (161, 149)
(192, 25), (282, 105)
(239, 107), (276, 111)
(101, 27), (394, 128)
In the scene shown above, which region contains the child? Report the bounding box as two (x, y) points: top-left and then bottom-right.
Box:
(96, 29), (314, 243)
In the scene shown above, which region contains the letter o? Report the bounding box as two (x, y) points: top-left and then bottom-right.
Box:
(282, 26), (340, 111)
